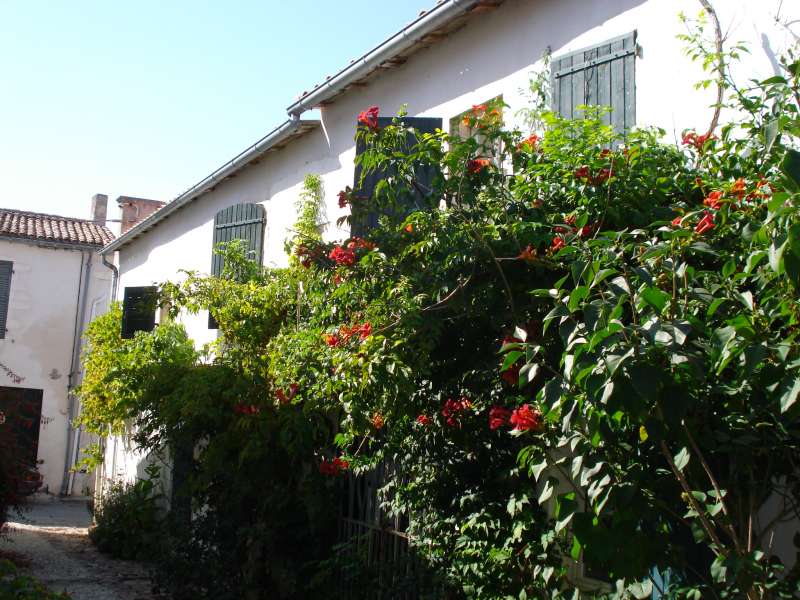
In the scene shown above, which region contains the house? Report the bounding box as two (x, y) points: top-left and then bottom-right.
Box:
(97, 0), (796, 522)
(0, 198), (115, 496)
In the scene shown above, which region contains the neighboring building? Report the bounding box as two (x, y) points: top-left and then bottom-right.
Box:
(96, 0), (797, 534)
(0, 197), (115, 496)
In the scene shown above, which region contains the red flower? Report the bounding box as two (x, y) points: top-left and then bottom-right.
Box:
(517, 245), (536, 262)
(441, 396), (471, 427)
(594, 168), (611, 184)
(357, 322), (372, 340)
(358, 106), (379, 130)
(671, 216), (684, 228)
(276, 388), (289, 404)
(518, 134), (540, 150)
(489, 406), (512, 430)
(573, 166), (591, 180)
(371, 412), (385, 430)
(695, 211), (715, 235)
(347, 237), (376, 251)
(510, 404), (545, 432)
(234, 404), (260, 416)
(730, 178), (746, 200)
(703, 190), (724, 210)
(599, 148), (612, 158)
(467, 158), (491, 174)
(578, 225), (594, 238)
(338, 189), (349, 208)
(471, 104), (488, 116)
(324, 333), (341, 347)
(682, 131), (715, 152)
(404, 223), (414, 233)
(329, 246), (356, 266)
(551, 236), (566, 251)
(416, 414), (431, 426)
(319, 456), (349, 476)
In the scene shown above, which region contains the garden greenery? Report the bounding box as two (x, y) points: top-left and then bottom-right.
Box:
(77, 24), (800, 600)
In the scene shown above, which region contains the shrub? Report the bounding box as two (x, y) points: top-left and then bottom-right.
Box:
(0, 560), (71, 600)
(89, 478), (163, 561)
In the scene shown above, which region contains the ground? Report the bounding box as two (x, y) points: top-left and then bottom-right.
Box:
(1, 496), (157, 600)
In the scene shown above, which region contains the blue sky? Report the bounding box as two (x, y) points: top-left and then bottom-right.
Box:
(0, 1), (432, 221)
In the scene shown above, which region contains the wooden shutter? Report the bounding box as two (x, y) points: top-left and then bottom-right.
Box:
(209, 203), (266, 329)
(121, 286), (158, 339)
(352, 116), (442, 237)
(210, 203), (266, 277)
(551, 31), (637, 132)
(0, 261), (12, 339)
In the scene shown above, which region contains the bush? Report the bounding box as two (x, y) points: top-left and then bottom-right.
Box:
(0, 560), (71, 600)
(89, 478), (163, 561)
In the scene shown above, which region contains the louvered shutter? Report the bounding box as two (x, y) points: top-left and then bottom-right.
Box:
(351, 116), (442, 237)
(121, 286), (158, 339)
(209, 203), (266, 329)
(0, 261), (12, 339)
(551, 31), (637, 133)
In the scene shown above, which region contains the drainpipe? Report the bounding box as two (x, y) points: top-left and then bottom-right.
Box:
(101, 252), (119, 304)
(60, 251), (92, 495)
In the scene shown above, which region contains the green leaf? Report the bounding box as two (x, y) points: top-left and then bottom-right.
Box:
(538, 479), (555, 505)
(641, 286), (670, 313)
(674, 447), (690, 471)
(779, 373), (800, 413)
(529, 459), (548, 481)
(781, 148), (800, 191)
(785, 224), (800, 289)
(568, 286), (590, 312)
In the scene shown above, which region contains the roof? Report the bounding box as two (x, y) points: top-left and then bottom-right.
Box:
(0, 208), (114, 249)
(286, 0), (505, 115)
(102, 118), (320, 254)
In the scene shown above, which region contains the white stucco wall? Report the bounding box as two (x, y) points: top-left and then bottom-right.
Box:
(0, 240), (112, 494)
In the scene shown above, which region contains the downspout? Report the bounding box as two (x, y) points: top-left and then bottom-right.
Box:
(102, 252), (119, 305)
(60, 251), (92, 495)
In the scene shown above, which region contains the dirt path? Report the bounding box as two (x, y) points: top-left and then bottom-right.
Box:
(1, 497), (157, 600)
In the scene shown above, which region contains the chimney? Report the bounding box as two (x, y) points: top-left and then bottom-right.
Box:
(91, 194), (108, 227)
(116, 196), (166, 234)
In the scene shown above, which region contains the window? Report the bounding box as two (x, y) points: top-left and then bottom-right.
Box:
(0, 261), (12, 340)
(208, 202), (266, 329)
(551, 31), (637, 132)
(351, 116), (442, 237)
(121, 286), (158, 339)
(449, 95), (504, 160)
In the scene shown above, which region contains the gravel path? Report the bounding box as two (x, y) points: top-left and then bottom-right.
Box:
(1, 496), (158, 600)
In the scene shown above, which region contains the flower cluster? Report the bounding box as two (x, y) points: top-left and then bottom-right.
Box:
(323, 322), (372, 348)
(682, 130), (716, 152)
(461, 103), (502, 130)
(329, 245), (357, 266)
(467, 158), (492, 174)
(441, 396), (472, 427)
(415, 414), (431, 426)
(319, 456), (349, 476)
(489, 406), (512, 430)
(509, 404), (545, 432)
(275, 383), (299, 405)
(518, 133), (540, 151)
(371, 412), (385, 430)
(295, 244), (324, 268)
(346, 237), (376, 251)
(573, 165), (611, 185)
(358, 106), (379, 130)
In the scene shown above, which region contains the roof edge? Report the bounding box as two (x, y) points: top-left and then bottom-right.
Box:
(286, 0), (487, 115)
(0, 234), (107, 252)
(102, 118), (320, 254)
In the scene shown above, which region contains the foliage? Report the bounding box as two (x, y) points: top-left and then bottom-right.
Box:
(89, 473), (163, 561)
(0, 560), (71, 600)
(78, 22), (800, 600)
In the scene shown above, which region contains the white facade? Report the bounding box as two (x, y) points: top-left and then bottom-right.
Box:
(0, 239), (112, 495)
(102, 0), (797, 477)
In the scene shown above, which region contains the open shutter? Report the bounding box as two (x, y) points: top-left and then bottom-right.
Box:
(351, 116), (442, 237)
(209, 202), (266, 329)
(0, 261), (12, 339)
(551, 31), (637, 132)
(121, 286), (158, 339)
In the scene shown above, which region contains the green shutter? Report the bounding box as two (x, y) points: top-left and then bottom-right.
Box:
(121, 286), (158, 339)
(551, 31), (637, 132)
(0, 261), (12, 339)
(352, 116), (442, 237)
(210, 203), (266, 277)
(209, 203), (266, 329)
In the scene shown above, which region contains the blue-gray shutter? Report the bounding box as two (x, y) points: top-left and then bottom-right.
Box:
(209, 202), (266, 328)
(352, 116), (442, 237)
(551, 31), (637, 132)
(121, 286), (158, 339)
(0, 261), (12, 339)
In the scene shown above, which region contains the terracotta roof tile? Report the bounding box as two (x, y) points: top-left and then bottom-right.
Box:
(0, 208), (115, 247)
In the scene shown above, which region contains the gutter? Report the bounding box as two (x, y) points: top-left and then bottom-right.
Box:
(0, 235), (107, 253)
(61, 251), (93, 495)
(286, 0), (483, 116)
(102, 253), (119, 304)
(102, 117), (315, 255)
